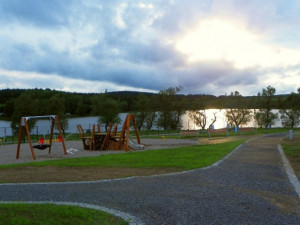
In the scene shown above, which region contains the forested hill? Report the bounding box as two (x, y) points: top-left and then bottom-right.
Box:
(0, 88), (287, 119)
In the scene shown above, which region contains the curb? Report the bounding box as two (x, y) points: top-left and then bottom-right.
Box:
(278, 144), (300, 197)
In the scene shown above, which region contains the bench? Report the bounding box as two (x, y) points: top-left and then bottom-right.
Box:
(179, 130), (199, 139)
(238, 127), (256, 135)
(208, 128), (228, 139)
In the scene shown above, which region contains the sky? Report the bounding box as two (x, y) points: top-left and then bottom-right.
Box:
(0, 0), (300, 96)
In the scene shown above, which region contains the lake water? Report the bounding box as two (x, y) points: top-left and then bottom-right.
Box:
(0, 109), (286, 137)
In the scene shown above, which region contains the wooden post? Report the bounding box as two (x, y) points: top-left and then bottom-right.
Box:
(90, 124), (95, 151)
(112, 123), (118, 136)
(55, 116), (67, 155)
(24, 118), (36, 160)
(125, 116), (130, 151)
(97, 124), (101, 133)
(16, 121), (23, 159)
(132, 115), (141, 144)
(48, 118), (55, 154)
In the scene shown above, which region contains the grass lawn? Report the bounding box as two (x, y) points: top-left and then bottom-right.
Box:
(0, 203), (128, 225)
(280, 132), (300, 181)
(1, 139), (245, 170)
(0, 139), (246, 183)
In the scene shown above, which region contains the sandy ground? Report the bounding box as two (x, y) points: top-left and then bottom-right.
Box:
(0, 138), (200, 165)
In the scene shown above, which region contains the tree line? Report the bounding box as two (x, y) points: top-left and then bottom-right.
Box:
(0, 86), (299, 132)
(190, 86), (300, 130)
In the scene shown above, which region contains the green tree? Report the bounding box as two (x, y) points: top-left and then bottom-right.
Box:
(156, 86), (184, 130)
(189, 110), (207, 130)
(3, 99), (15, 118)
(92, 95), (121, 131)
(76, 96), (91, 116)
(10, 92), (40, 131)
(133, 94), (151, 130)
(145, 111), (157, 130)
(279, 88), (300, 128)
(46, 95), (69, 133)
(254, 86), (278, 128)
(225, 91), (252, 128)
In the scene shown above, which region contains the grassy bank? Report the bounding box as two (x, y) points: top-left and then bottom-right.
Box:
(0, 203), (128, 225)
(280, 131), (300, 181)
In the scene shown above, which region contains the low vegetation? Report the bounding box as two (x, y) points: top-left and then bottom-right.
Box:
(0, 203), (128, 225)
(0, 140), (245, 170)
(281, 132), (300, 181)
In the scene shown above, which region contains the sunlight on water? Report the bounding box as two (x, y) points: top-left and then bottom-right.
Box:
(0, 109), (285, 137)
(183, 109), (282, 130)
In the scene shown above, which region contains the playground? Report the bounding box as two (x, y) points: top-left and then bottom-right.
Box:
(0, 138), (206, 183)
(0, 138), (200, 165)
(0, 112), (263, 183)
(1, 133), (300, 224)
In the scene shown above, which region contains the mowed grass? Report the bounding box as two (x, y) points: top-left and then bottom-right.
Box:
(0, 203), (128, 225)
(0, 139), (245, 170)
(281, 132), (300, 158)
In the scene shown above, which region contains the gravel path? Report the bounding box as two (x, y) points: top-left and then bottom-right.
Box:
(1, 134), (300, 224)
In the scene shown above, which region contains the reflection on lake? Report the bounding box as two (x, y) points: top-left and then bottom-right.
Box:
(0, 109), (285, 137)
(184, 109), (283, 130)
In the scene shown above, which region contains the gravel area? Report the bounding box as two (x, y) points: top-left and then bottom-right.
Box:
(1, 134), (300, 224)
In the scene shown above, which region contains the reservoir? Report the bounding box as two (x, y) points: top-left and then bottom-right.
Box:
(0, 109), (287, 137)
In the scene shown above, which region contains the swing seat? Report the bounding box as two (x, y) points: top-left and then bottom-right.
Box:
(33, 144), (51, 150)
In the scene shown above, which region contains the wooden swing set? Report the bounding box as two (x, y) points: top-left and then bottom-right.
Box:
(77, 114), (143, 151)
(16, 115), (67, 160)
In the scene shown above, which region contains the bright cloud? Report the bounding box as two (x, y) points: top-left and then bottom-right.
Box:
(176, 19), (300, 69)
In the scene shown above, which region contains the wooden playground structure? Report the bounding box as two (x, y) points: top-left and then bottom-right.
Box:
(16, 115), (67, 160)
(77, 114), (143, 151)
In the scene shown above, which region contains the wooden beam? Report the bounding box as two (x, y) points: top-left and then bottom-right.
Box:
(55, 115), (67, 155)
(16, 121), (23, 159)
(24, 118), (36, 160)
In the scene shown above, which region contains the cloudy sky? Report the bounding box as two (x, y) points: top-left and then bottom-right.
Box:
(0, 0), (300, 96)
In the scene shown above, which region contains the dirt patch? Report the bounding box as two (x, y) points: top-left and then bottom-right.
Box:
(239, 187), (300, 216)
(198, 135), (257, 145)
(0, 166), (182, 183)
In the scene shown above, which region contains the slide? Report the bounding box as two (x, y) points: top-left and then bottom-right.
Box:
(129, 136), (144, 150)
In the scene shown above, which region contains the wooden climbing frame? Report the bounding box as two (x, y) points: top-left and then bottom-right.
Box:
(77, 114), (141, 151)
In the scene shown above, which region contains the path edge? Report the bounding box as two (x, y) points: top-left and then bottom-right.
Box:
(278, 144), (300, 197)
